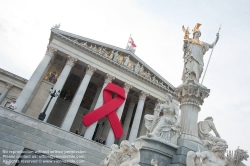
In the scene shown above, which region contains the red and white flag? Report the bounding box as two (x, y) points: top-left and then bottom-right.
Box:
(128, 37), (137, 47)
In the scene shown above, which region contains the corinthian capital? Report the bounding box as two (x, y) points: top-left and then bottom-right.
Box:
(66, 55), (78, 67)
(86, 65), (97, 76)
(123, 83), (133, 92)
(6, 83), (13, 89)
(139, 91), (149, 101)
(104, 74), (115, 83)
(46, 45), (57, 57)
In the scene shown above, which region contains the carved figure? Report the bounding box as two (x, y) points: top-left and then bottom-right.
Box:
(103, 144), (119, 166)
(145, 94), (180, 145)
(109, 50), (115, 59)
(93, 45), (97, 52)
(128, 63), (134, 71)
(82, 42), (87, 47)
(182, 23), (219, 82)
(152, 76), (156, 82)
(145, 71), (151, 80)
(101, 139), (147, 166)
(102, 47), (108, 56)
(113, 51), (120, 63)
(226, 147), (249, 166)
(187, 142), (228, 166)
(134, 62), (140, 74)
(123, 55), (130, 66)
(99, 47), (103, 54)
(151, 159), (158, 166)
(198, 117), (226, 148)
(139, 66), (144, 75)
(89, 45), (93, 50)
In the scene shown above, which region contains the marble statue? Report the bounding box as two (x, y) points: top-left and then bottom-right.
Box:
(187, 142), (248, 166)
(113, 51), (120, 63)
(101, 138), (147, 166)
(102, 48), (108, 56)
(159, 81), (164, 87)
(109, 50), (115, 59)
(152, 76), (156, 82)
(128, 63), (134, 71)
(99, 47), (103, 54)
(182, 23), (219, 83)
(151, 159), (158, 166)
(187, 142), (228, 166)
(145, 71), (151, 80)
(198, 117), (226, 148)
(139, 66), (144, 75)
(93, 45), (97, 52)
(145, 94), (181, 145)
(123, 55), (130, 66)
(89, 44), (93, 50)
(134, 62), (140, 74)
(226, 148), (249, 166)
(82, 42), (87, 47)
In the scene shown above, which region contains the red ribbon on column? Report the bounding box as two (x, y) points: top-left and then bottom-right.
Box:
(82, 83), (126, 138)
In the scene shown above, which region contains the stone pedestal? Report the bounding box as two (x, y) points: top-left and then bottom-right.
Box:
(175, 80), (210, 145)
(139, 136), (178, 166)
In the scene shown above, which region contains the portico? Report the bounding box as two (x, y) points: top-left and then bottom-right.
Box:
(17, 27), (177, 146)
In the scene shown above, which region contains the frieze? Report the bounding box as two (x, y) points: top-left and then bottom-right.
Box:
(52, 32), (176, 97)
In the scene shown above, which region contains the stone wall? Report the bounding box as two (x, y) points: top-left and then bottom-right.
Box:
(0, 106), (109, 166)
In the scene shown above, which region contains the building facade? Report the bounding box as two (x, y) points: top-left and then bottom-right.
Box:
(15, 27), (177, 146)
(0, 68), (27, 107)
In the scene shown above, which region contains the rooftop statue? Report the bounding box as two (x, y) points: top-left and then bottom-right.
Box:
(182, 23), (219, 83)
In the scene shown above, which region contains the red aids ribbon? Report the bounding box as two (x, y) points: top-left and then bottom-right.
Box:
(82, 83), (126, 138)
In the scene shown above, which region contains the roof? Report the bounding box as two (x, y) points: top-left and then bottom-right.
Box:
(50, 28), (176, 92)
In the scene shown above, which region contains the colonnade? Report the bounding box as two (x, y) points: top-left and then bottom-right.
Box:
(17, 45), (157, 146)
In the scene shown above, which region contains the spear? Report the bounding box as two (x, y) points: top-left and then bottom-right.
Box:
(201, 24), (222, 84)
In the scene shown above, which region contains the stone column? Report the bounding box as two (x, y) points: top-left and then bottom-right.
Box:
(119, 98), (137, 142)
(61, 65), (96, 131)
(84, 74), (115, 140)
(128, 91), (149, 143)
(42, 55), (77, 122)
(106, 83), (133, 147)
(80, 85), (102, 135)
(175, 80), (210, 144)
(17, 46), (57, 113)
(0, 83), (13, 104)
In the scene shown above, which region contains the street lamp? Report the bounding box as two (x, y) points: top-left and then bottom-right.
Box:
(38, 87), (60, 121)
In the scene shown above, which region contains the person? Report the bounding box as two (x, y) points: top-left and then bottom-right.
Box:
(145, 94), (180, 144)
(182, 23), (219, 83)
(8, 100), (17, 110)
(75, 129), (79, 135)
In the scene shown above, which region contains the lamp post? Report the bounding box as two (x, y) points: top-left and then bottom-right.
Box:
(38, 87), (60, 121)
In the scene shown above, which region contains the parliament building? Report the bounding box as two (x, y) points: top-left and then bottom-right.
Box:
(0, 26), (179, 166)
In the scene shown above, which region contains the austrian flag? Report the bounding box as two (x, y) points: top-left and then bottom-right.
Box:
(129, 37), (137, 47)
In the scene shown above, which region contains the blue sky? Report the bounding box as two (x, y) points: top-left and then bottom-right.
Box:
(0, 0), (250, 164)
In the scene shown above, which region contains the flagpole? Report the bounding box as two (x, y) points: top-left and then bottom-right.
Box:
(126, 34), (131, 48)
(201, 24), (222, 84)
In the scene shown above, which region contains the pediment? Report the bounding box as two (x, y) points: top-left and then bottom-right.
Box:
(50, 28), (175, 94)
